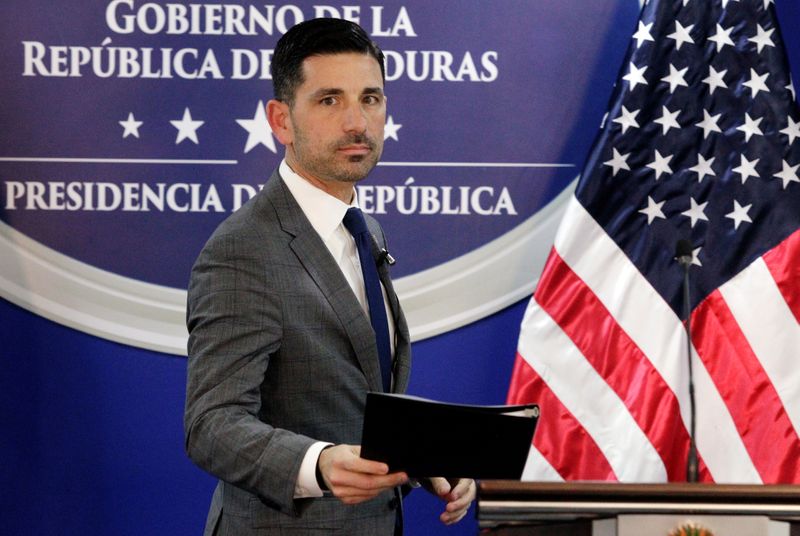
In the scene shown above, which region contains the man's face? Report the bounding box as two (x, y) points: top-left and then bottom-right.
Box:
(284, 52), (386, 186)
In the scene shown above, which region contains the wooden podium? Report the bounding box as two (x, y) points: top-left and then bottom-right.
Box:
(477, 482), (800, 535)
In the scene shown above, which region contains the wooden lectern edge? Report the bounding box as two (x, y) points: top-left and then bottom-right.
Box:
(476, 481), (800, 528)
(479, 481), (800, 502)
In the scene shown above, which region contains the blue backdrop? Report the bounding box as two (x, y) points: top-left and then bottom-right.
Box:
(2, 2), (799, 535)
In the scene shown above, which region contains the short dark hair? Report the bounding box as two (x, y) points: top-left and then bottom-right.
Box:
(271, 18), (385, 105)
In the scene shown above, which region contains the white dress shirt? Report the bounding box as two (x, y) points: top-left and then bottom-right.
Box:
(279, 160), (396, 498)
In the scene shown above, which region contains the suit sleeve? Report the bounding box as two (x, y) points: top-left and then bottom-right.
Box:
(183, 229), (314, 516)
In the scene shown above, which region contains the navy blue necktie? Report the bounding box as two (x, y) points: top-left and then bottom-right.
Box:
(342, 207), (392, 392)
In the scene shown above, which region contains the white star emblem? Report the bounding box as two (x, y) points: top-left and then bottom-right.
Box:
(384, 115), (402, 141)
(749, 24), (775, 53)
(603, 148), (631, 176)
(708, 23), (735, 52)
(788, 79), (797, 101)
(623, 63), (648, 91)
(236, 101), (277, 154)
(613, 106), (640, 133)
(667, 21), (695, 50)
(774, 159), (800, 189)
(689, 153), (716, 182)
(762, 0), (774, 9)
(639, 196), (666, 225)
(743, 68), (770, 97)
(681, 198), (709, 228)
(661, 64), (689, 94)
(721, 0), (740, 9)
(654, 105), (681, 134)
(690, 247), (703, 267)
(633, 21), (655, 48)
(119, 112), (143, 139)
(737, 113), (764, 142)
(170, 107), (204, 145)
(732, 154), (760, 184)
(695, 109), (722, 139)
(725, 200), (752, 230)
(702, 66), (728, 95)
(646, 150), (674, 180)
(780, 116), (800, 144)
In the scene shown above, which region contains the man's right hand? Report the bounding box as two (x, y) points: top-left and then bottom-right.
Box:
(317, 444), (408, 504)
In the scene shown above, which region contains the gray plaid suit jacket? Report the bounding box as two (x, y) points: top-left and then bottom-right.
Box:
(184, 169), (412, 535)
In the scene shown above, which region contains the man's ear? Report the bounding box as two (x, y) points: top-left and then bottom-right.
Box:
(267, 99), (293, 146)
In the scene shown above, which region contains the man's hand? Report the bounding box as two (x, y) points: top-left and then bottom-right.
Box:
(317, 445), (408, 505)
(425, 477), (476, 525)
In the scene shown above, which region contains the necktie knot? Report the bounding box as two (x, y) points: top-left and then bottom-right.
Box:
(343, 207), (369, 237)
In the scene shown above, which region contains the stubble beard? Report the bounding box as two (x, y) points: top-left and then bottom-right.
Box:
(292, 128), (383, 184)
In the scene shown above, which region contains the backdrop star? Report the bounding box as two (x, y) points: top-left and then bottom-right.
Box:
(236, 101), (277, 154)
(384, 115), (403, 141)
(170, 108), (204, 145)
(119, 112), (143, 139)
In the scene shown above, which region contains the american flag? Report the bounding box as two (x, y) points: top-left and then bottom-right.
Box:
(507, 0), (800, 483)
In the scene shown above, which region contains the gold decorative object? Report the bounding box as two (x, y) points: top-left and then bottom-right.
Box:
(668, 521), (714, 536)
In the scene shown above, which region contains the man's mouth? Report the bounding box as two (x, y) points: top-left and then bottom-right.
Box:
(337, 144), (372, 156)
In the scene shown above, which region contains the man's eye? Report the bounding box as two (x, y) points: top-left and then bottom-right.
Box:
(320, 96), (337, 106)
(363, 95), (381, 105)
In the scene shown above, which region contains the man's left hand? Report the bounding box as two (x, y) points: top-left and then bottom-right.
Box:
(425, 477), (476, 525)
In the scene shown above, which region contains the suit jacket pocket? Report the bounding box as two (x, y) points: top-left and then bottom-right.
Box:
(249, 496), (344, 530)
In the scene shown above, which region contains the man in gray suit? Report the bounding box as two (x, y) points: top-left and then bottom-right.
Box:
(185, 18), (475, 535)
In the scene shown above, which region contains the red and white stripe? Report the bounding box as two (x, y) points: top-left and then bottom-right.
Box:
(508, 196), (800, 483)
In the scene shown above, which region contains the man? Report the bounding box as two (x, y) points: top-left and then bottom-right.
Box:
(184, 18), (475, 535)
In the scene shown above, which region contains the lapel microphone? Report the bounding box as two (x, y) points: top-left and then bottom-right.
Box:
(369, 232), (396, 266)
(378, 248), (396, 266)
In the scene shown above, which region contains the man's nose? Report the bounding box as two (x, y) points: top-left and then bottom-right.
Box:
(342, 103), (368, 134)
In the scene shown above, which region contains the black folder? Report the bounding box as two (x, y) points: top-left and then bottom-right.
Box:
(360, 392), (539, 479)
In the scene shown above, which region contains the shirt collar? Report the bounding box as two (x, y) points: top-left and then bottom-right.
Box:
(279, 160), (359, 241)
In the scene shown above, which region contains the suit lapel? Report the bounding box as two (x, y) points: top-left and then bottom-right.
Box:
(378, 261), (411, 394)
(264, 173), (384, 393)
(367, 221), (412, 394)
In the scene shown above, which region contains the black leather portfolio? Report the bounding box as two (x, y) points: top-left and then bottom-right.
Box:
(361, 392), (539, 479)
